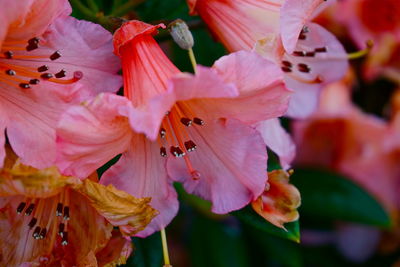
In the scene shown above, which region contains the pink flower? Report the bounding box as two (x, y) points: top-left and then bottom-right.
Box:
(188, 0), (348, 118)
(56, 20), (292, 236)
(293, 81), (399, 214)
(0, 0), (122, 168)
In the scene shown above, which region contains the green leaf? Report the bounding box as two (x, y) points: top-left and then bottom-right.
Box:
(125, 233), (163, 267)
(291, 168), (391, 227)
(231, 206), (300, 243)
(188, 213), (250, 267)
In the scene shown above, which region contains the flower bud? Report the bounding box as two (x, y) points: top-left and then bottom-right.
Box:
(168, 19), (194, 50)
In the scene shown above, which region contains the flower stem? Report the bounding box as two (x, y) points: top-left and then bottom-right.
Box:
(348, 40), (373, 60)
(188, 48), (197, 74)
(161, 228), (172, 266)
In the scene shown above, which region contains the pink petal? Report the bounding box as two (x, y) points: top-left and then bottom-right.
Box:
(101, 134), (179, 237)
(1, 0), (71, 44)
(255, 119), (296, 170)
(56, 93), (132, 178)
(167, 118), (268, 214)
(284, 82), (321, 118)
(37, 16), (122, 97)
(127, 66), (239, 140)
(280, 0), (334, 53)
(0, 109), (8, 167)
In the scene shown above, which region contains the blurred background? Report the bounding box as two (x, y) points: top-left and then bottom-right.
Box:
(69, 0), (400, 266)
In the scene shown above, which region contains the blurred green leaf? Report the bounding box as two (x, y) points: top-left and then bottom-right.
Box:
(231, 206), (300, 243)
(291, 168), (391, 227)
(126, 233), (163, 267)
(189, 213), (250, 267)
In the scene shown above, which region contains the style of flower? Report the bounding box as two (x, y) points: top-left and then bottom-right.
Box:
(0, 147), (157, 266)
(0, 0), (122, 168)
(252, 170), (301, 229)
(187, 0), (349, 117)
(56, 20), (292, 236)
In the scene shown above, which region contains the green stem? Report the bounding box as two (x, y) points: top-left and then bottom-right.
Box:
(85, 0), (99, 13)
(112, 0), (146, 17)
(70, 0), (96, 19)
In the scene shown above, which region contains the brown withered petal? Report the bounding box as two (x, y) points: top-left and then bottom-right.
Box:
(76, 179), (159, 236)
(252, 170), (301, 229)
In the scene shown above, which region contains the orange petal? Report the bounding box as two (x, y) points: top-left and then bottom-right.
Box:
(76, 179), (158, 236)
(252, 170), (301, 229)
(96, 229), (133, 267)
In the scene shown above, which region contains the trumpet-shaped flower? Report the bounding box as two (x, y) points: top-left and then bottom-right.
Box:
(56, 20), (292, 236)
(187, 0), (348, 118)
(0, 148), (157, 266)
(0, 0), (122, 168)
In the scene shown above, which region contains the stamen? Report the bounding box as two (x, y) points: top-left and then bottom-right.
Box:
(160, 128), (166, 138)
(25, 203), (35, 216)
(160, 147), (167, 157)
(170, 146), (185, 157)
(191, 170), (201, 180)
(28, 217), (37, 228)
(50, 51), (61, 61)
(55, 69), (66, 78)
(5, 69), (16, 76)
(26, 43), (39, 52)
(16, 202), (26, 214)
(29, 79), (40, 85)
(37, 65), (49, 72)
(281, 67), (292, 73)
(282, 61), (292, 67)
(293, 51), (305, 57)
(193, 117), (204, 126)
(305, 52), (315, 57)
(56, 203), (63, 216)
(63, 206), (70, 220)
(19, 83), (30, 89)
(40, 73), (53, 79)
(28, 37), (40, 45)
(297, 63), (311, 73)
(33, 226), (41, 239)
(61, 232), (68, 246)
(39, 228), (47, 239)
(315, 47), (327, 53)
(4, 51), (13, 59)
(58, 223), (65, 235)
(180, 117), (192, 127)
(184, 140), (197, 152)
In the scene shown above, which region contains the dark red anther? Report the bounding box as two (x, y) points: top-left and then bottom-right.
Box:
(63, 206), (70, 220)
(180, 117), (192, 127)
(19, 83), (31, 89)
(29, 79), (40, 85)
(298, 33), (307, 40)
(28, 37), (40, 45)
(39, 228), (47, 239)
(61, 232), (68, 246)
(26, 43), (39, 51)
(25, 203), (35, 215)
(281, 61), (292, 67)
(160, 147), (167, 157)
(28, 217), (38, 228)
(305, 52), (316, 57)
(281, 66), (292, 73)
(4, 51), (13, 59)
(40, 73), (53, 79)
(159, 128), (166, 138)
(184, 140), (197, 152)
(33, 226), (41, 239)
(16, 202), (26, 213)
(58, 223), (65, 235)
(5, 69), (16, 76)
(170, 146), (185, 157)
(298, 63), (311, 73)
(293, 51), (305, 57)
(56, 203), (63, 216)
(193, 117), (204, 126)
(37, 65), (49, 72)
(55, 69), (66, 78)
(315, 47), (327, 53)
(50, 51), (61, 61)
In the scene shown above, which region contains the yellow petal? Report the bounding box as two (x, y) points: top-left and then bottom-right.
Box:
(252, 170), (301, 229)
(76, 179), (158, 236)
(96, 230), (133, 267)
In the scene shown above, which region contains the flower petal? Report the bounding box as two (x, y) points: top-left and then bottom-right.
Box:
(167, 117), (268, 214)
(280, 0), (334, 53)
(56, 93), (132, 178)
(76, 178), (158, 236)
(252, 170), (301, 228)
(255, 118), (296, 169)
(96, 230), (133, 266)
(101, 134), (178, 237)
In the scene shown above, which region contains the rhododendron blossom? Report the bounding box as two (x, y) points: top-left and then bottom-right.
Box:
(187, 0), (348, 117)
(56, 20), (292, 236)
(0, 0), (121, 168)
(0, 148), (157, 266)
